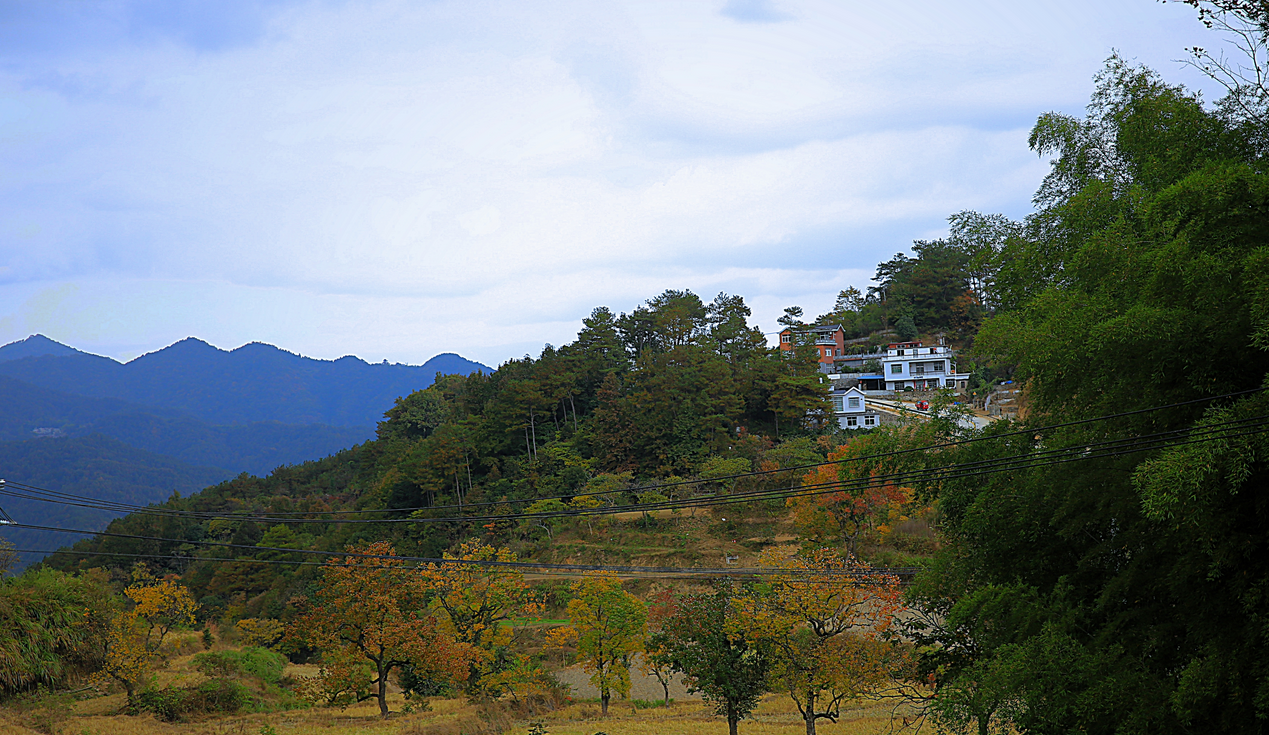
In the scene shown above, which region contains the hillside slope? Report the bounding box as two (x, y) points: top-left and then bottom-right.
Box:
(0, 375), (371, 476)
(0, 434), (230, 568)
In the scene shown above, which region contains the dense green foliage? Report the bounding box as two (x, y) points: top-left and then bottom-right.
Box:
(0, 566), (114, 693)
(647, 581), (769, 735)
(42, 290), (840, 623)
(864, 55), (1269, 734)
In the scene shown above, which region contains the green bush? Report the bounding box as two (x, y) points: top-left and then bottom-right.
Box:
(193, 647), (286, 685)
(127, 680), (253, 721)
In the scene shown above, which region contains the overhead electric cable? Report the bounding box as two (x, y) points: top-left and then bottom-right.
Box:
(3, 413), (1264, 525)
(6, 387), (1258, 521)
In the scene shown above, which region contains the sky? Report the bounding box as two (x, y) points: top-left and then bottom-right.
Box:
(0, 0), (1230, 367)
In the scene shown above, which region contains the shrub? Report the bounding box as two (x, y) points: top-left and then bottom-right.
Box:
(126, 680), (253, 721)
(193, 647), (287, 685)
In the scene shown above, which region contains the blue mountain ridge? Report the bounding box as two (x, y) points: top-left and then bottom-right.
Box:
(0, 335), (490, 568)
(0, 336), (490, 427)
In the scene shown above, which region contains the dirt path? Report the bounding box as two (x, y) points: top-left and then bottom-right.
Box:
(553, 653), (700, 702)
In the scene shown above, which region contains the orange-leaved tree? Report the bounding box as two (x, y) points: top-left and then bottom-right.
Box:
(286, 542), (475, 718)
(418, 540), (542, 695)
(790, 442), (913, 555)
(546, 573), (646, 716)
(733, 547), (907, 735)
(99, 565), (198, 701)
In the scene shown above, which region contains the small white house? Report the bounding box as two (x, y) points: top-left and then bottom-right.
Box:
(830, 386), (880, 430)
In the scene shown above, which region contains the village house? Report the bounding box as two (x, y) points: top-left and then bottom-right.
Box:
(879, 341), (971, 391)
(777, 324), (845, 370)
(830, 385), (881, 429)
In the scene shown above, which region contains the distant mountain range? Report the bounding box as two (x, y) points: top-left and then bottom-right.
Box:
(0, 334), (490, 568)
(0, 334), (488, 427)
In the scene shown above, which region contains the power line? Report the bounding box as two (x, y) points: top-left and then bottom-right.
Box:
(12, 541), (917, 581)
(4, 412), (1264, 526)
(9, 416), (1265, 578)
(5, 386), (1258, 522)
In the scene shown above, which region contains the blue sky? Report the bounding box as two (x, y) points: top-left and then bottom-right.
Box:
(0, 0), (1227, 366)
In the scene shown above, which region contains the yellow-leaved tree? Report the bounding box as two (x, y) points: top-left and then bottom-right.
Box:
(99, 565), (198, 701)
(546, 574), (646, 716)
(734, 548), (906, 735)
(286, 542), (476, 719)
(418, 540), (542, 695)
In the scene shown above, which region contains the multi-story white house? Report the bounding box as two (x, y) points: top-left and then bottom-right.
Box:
(880, 341), (971, 391)
(830, 386), (881, 429)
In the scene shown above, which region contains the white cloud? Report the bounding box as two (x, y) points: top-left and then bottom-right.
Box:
(0, 0), (1229, 362)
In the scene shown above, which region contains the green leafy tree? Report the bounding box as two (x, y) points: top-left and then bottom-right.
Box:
(546, 574), (646, 716)
(648, 581), (769, 735)
(894, 315), (918, 341)
(891, 53), (1269, 734)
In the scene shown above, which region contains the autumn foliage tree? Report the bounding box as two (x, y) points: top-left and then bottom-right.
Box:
(734, 548), (906, 735)
(418, 540), (542, 695)
(546, 574), (646, 715)
(286, 542), (476, 718)
(99, 565), (198, 701)
(790, 443), (914, 555)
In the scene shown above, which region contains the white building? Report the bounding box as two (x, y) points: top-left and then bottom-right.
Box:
(880, 341), (971, 392)
(830, 386), (881, 430)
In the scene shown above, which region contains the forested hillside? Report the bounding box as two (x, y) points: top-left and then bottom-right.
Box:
(5, 5), (1269, 734)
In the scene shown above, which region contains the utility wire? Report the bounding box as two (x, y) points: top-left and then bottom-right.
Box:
(5, 386), (1259, 521)
(9, 539), (915, 581)
(10, 416), (1267, 576)
(4, 413), (1265, 525)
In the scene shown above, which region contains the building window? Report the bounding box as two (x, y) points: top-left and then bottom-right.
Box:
(781, 334), (791, 343)
(833, 397), (844, 411)
(933, 361), (944, 372)
(846, 416), (858, 427)
(897, 349), (905, 355)
(891, 363), (902, 374)
(864, 415), (876, 426)
(848, 397), (860, 408)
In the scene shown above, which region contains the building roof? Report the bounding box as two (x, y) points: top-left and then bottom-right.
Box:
(781, 324), (845, 334)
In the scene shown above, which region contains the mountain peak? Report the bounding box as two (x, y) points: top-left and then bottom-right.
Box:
(0, 334), (89, 362)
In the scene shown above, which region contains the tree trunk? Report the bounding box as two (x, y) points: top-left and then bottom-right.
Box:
(729, 712), (740, 735)
(377, 661), (390, 718)
(805, 689), (817, 735)
(569, 394), (578, 431)
(662, 679), (670, 704)
(601, 691), (610, 716)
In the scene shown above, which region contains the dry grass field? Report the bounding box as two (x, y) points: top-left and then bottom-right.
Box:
(0, 643), (919, 735)
(0, 694), (915, 735)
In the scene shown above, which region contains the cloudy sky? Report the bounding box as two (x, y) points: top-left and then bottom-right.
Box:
(0, 0), (1227, 367)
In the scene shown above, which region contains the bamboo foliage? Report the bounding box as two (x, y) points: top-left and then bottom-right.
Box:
(0, 568), (114, 692)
